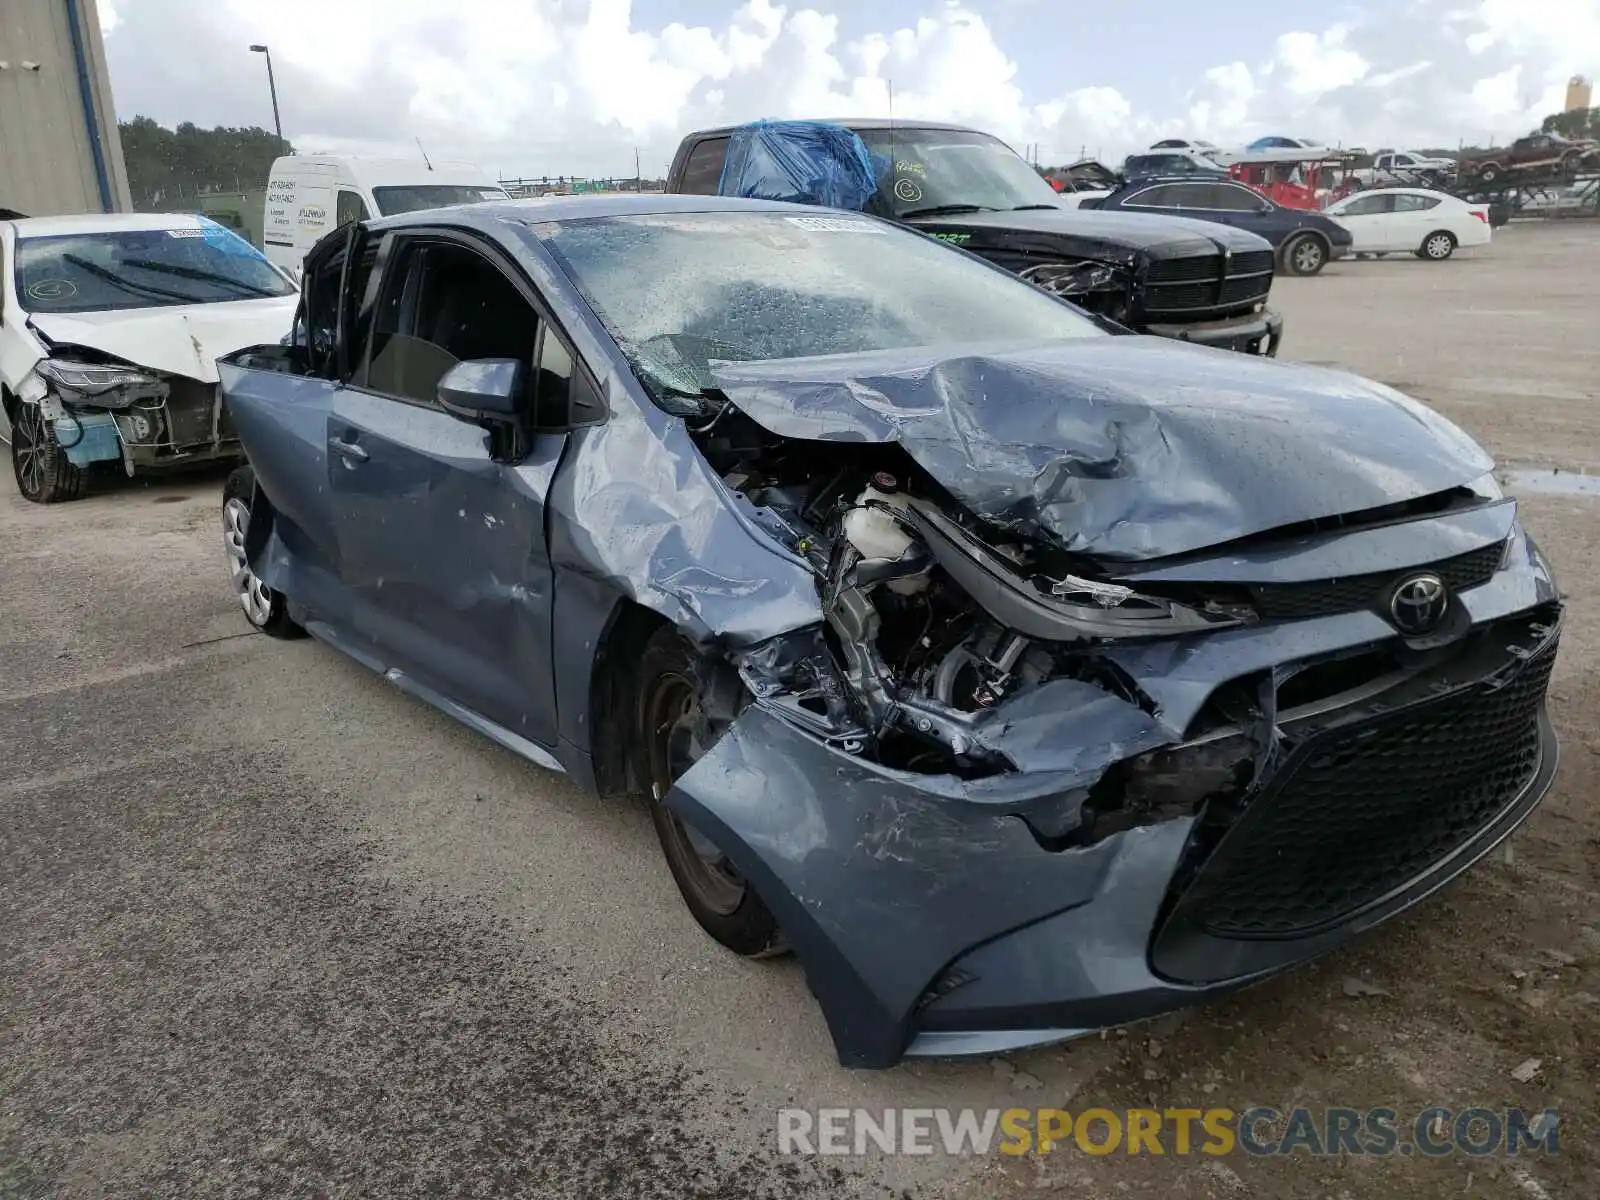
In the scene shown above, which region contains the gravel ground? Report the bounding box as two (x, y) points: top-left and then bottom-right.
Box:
(2, 220), (1597, 1199)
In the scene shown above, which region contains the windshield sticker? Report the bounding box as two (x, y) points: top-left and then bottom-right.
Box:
(892, 178), (924, 203)
(782, 216), (885, 233)
(166, 228), (206, 239)
(26, 279), (78, 301)
(198, 215), (270, 262)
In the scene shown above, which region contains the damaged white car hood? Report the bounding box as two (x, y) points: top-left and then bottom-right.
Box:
(26, 295), (298, 383)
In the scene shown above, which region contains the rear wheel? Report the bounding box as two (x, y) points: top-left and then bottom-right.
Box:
(1280, 233), (1328, 277)
(1477, 163), (1501, 185)
(9, 400), (85, 504)
(636, 626), (785, 958)
(1418, 230), (1457, 261)
(222, 465), (302, 637)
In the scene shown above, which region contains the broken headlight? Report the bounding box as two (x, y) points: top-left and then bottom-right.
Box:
(1018, 261), (1125, 298)
(36, 358), (161, 400)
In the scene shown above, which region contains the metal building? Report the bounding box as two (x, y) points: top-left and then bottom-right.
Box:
(0, 0), (131, 216)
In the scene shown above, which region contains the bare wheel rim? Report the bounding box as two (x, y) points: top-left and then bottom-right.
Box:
(1292, 238), (1323, 273)
(645, 670), (747, 916)
(222, 496), (274, 626)
(1426, 234), (1452, 259)
(12, 405), (45, 497)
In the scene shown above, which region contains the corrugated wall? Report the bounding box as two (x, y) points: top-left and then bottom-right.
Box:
(0, 0), (131, 216)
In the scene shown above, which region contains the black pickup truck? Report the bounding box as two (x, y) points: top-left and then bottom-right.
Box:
(667, 120), (1285, 356)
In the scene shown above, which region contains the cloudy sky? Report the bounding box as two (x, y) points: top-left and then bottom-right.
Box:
(99, 0), (1596, 179)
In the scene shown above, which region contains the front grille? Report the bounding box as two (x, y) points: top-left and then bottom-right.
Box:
(1175, 635), (1555, 939)
(1246, 540), (1506, 620)
(1143, 249), (1274, 318)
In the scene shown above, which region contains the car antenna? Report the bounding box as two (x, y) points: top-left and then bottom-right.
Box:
(416, 138), (434, 171)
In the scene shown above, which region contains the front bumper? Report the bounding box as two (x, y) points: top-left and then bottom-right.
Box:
(1143, 307), (1284, 357)
(666, 531), (1562, 1069)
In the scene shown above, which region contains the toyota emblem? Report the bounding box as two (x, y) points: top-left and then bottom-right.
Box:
(1389, 573), (1449, 634)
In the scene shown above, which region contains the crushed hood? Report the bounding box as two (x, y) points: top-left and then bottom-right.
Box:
(708, 337), (1495, 562)
(29, 296), (298, 383)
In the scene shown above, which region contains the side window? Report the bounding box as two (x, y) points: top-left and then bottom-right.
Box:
(1393, 194), (1440, 212)
(363, 239), (540, 407)
(1124, 185), (1178, 208)
(1201, 185), (1261, 211)
(340, 242), (380, 378)
(1339, 194), (1390, 216)
(336, 189), (370, 226)
(531, 328), (574, 428)
(679, 138), (730, 195)
(1166, 183), (1223, 208)
(302, 243), (348, 376)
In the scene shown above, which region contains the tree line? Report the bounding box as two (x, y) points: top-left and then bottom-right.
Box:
(119, 116), (290, 210)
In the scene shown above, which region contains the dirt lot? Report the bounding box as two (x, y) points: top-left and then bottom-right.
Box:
(2, 221), (1597, 1199)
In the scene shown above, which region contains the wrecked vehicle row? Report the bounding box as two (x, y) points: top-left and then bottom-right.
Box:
(1, 212), (299, 502)
(212, 195), (1561, 1068)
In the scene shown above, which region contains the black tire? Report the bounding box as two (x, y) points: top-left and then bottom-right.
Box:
(9, 399), (85, 503)
(222, 465), (302, 638)
(1418, 230), (1457, 261)
(1477, 163), (1501, 185)
(1280, 233), (1328, 277)
(635, 625), (785, 958)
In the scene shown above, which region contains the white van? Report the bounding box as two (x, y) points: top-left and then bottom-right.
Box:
(262, 157), (510, 278)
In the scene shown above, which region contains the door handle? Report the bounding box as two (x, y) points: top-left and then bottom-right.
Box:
(329, 437), (368, 464)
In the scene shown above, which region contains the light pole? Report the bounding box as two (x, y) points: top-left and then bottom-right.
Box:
(248, 44), (283, 146)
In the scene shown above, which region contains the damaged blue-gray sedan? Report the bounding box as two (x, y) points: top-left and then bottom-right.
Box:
(217, 195), (1562, 1069)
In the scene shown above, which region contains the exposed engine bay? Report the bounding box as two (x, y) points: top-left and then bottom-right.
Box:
(696, 411), (1247, 778)
(32, 342), (238, 470)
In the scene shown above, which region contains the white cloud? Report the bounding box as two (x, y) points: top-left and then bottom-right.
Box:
(101, 0), (1596, 176)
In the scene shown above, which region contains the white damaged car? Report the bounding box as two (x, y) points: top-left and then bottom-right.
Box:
(1, 212), (299, 503)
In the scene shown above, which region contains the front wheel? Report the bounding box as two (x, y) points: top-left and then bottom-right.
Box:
(635, 626), (786, 958)
(222, 466), (302, 637)
(1280, 233), (1328, 277)
(9, 401), (85, 504)
(1418, 230), (1457, 261)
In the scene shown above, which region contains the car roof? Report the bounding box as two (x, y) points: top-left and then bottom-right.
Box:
(362, 192), (883, 234)
(7, 211), (213, 238)
(1340, 187), (1458, 200)
(684, 118), (987, 139)
(1120, 176), (1248, 186)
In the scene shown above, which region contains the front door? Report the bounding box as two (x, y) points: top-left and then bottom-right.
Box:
(1330, 193), (1394, 251)
(326, 231), (566, 748)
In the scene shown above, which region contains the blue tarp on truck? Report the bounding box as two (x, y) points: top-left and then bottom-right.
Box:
(716, 120), (882, 211)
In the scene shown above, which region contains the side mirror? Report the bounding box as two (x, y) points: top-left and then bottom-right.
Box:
(437, 358), (523, 422)
(1257, 200), (1273, 213)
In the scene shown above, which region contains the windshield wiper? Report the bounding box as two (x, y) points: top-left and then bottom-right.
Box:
(121, 258), (279, 297)
(61, 254), (200, 303)
(897, 204), (997, 219)
(1011, 204), (1062, 211)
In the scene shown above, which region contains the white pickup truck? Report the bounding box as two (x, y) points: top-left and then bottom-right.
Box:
(1352, 151), (1456, 185)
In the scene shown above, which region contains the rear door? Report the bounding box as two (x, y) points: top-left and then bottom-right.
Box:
(1390, 193), (1442, 249)
(324, 228), (568, 747)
